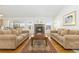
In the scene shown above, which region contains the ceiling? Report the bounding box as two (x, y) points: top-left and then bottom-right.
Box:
(0, 5), (65, 18)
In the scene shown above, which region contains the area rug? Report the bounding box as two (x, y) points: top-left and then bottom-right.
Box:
(21, 37), (57, 53)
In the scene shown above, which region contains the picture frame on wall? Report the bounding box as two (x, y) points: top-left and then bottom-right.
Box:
(63, 11), (76, 26)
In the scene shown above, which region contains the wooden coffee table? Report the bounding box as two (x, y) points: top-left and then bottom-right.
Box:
(31, 34), (48, 48)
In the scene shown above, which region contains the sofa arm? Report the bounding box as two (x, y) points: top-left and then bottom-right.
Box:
(64, 35), (79, 49)
(0, 34), (17, 49)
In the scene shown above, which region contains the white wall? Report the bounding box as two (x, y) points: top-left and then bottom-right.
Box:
(54, 5), (79, 30)
(4, 17), (53, 34)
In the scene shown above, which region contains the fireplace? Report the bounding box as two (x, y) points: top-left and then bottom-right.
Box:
(34, 24), (45, 34)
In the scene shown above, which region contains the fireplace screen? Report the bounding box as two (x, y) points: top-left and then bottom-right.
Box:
(34, 24), (45, 34)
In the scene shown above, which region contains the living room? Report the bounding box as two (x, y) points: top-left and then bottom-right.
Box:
(0, 5), (79, 53)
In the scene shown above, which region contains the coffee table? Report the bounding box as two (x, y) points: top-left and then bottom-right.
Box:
(31, 34), (48, 48)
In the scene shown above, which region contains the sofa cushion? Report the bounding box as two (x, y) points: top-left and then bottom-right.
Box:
(3, 30), (12, 34)
(16, 28), (22, 34)
(22, 30), (29, 33)
(52, 33), (59, 38)
(57, 28), (64, 34)
(0, 30), (12, 34)
(17, 35), (23, 41)
(68, 30), (79, 35)
(11, 29), (20, 35)
(60, 29), (69, 36)
(56, 35), (65, 43)
(20, 33), (27, 38)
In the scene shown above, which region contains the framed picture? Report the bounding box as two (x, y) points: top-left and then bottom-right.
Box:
(63, 11), (76, 26)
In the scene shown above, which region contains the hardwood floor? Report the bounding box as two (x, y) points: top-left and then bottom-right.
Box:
(0, 36), (75, 53)
(21, 35), (57, 53)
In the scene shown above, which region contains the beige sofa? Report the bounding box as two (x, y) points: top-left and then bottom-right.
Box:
(51, 29), (79, 49)
(0, 28), (29, 49)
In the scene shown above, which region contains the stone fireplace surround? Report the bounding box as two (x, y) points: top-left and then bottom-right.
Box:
(34, 24), (45, 34)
